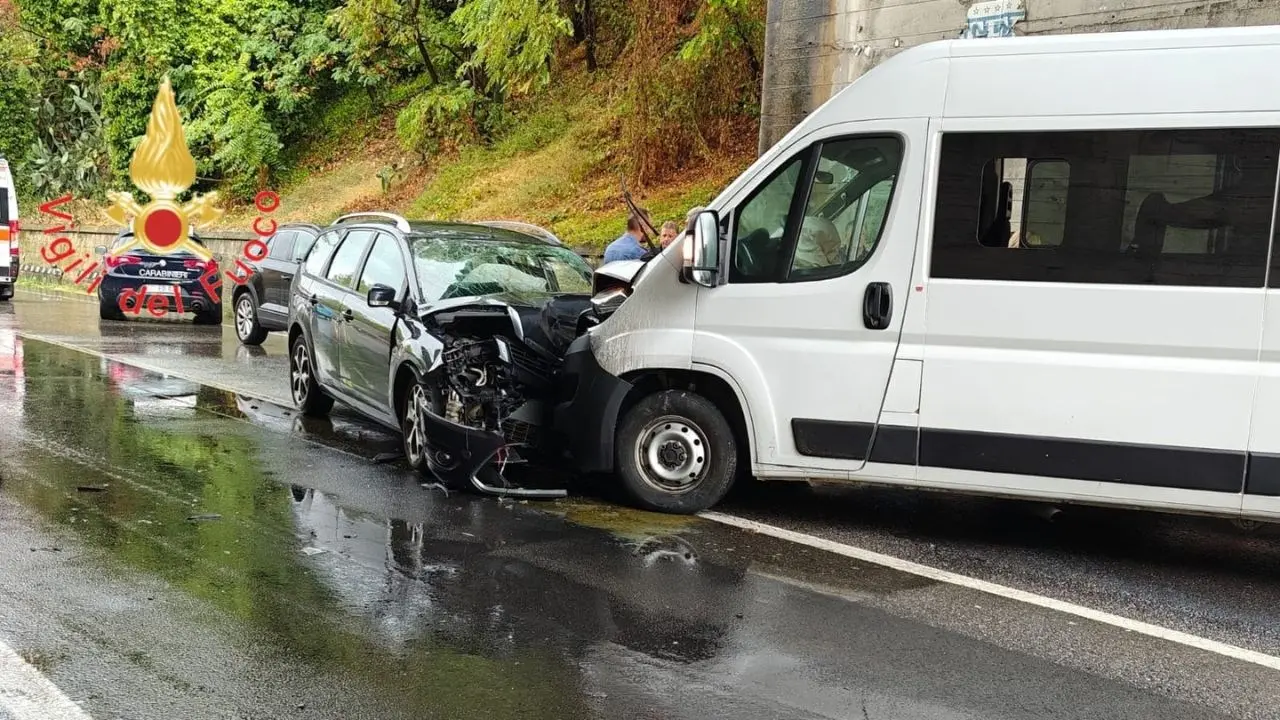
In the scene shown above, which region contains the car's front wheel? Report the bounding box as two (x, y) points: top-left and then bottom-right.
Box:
(402, 379), (441, 474)
(290, 334), (333, 416)
(233, 292), (268, 345)
(615, 390), (738, 514)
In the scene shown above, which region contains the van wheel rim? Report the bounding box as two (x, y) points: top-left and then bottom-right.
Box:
(634, 415), (709, 494)
(291, 344), (310, 404)
(404, 384), (427, 465)
(236, 296), (254, 338)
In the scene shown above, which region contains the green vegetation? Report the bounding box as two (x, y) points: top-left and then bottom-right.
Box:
(2, 0), (764, 249)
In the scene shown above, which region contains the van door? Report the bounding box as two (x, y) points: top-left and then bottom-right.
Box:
(1244, 238), (1280, 518)
(693, 119), (927, 474)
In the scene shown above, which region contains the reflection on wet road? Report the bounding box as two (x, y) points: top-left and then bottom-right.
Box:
(0, 292), (1278, 719)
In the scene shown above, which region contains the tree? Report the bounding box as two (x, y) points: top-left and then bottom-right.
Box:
(451, 0), (572, 96)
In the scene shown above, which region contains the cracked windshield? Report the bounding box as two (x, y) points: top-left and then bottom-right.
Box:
(2, 0), (1280, 718)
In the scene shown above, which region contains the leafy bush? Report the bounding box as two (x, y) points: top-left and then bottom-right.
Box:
(395, 83), (484, 160)
(452, 0), (573, 95)
(26, 73), (110, 200)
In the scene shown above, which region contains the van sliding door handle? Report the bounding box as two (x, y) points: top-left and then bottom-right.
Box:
(863, 282), (892, 330)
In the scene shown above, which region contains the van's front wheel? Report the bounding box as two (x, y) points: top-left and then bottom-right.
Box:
(616, 390), (738, 514)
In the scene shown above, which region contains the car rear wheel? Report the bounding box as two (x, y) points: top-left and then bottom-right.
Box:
(0, 285), (13, 301)
(290, 334), (333, 416)
(615, 390), (738, 514)
(99, 297), (125, 321)
(234, 293), (268, 344)
(193, 304), (222, 325)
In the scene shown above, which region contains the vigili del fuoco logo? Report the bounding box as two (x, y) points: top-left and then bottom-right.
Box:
(36, 76), (281, 317)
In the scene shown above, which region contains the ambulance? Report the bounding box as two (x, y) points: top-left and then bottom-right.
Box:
(0, 156), (19, 300)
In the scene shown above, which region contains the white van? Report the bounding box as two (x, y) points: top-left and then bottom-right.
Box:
(553, 25), (1280, 518)
(0, 156), (19, 300)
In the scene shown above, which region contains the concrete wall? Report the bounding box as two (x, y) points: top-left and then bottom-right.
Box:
(759, 0), (1280, 151)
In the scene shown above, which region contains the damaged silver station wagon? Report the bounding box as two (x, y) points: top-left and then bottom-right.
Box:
(288, 213), (617, 498)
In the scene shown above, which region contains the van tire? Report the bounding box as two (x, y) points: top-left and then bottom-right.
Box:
(616, 390), (738, 514)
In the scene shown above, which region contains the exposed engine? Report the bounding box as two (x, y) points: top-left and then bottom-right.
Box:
(427, 298), (585, 454)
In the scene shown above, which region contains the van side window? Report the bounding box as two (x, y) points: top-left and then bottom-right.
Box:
(731, 156), (803, 283)
(976, 158), (1069, 248)
(932, 128), (1280, 287)
(787, 137), (902, 280)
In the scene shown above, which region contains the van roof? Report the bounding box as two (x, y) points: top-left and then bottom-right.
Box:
(802, 24), (1280, 127)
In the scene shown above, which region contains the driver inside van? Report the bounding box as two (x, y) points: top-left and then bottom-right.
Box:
(792, 215), (845, 270)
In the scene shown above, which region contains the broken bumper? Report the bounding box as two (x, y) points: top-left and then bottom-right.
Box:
(552, 334), (633, 474)
(419, 407), (507, 489)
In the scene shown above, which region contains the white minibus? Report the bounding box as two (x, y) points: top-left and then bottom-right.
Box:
(553, 25), (1280, 518)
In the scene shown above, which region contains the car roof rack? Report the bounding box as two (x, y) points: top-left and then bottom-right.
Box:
(474, 220), (563, 246)
(332, 212), (410, 233)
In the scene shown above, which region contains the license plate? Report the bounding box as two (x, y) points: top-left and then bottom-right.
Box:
(144, 284), (176, 295)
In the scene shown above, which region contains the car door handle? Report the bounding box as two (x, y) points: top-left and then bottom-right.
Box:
(282, 273), (294, 280)
(863, 282), (892, 330)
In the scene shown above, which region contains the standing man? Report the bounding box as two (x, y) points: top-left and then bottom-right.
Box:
(604, 211), (652, 263)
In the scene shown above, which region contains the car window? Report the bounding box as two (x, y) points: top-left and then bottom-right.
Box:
(409, 235), (592, 302)
(357, 233), (407, 295)
(303, 230), (341, 276)
(292, 230), (318, 263)
(267, 231), (295, 260)
(325, 230), (375, 289)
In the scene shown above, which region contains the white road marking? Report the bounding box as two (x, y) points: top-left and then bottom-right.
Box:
(0, 640), (94, 719)
(702, 511), (1280, 672)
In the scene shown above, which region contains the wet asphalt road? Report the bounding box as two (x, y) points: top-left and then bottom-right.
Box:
(1, 290), (1280, 719)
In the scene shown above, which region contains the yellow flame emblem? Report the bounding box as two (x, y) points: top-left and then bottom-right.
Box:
(106, 77), (222, 260)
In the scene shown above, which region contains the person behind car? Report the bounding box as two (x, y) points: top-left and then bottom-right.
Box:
(604, 211), (652, 263)
(659, 221), (679, 248)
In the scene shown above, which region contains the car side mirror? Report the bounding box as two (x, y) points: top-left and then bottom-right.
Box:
(367, 284), (399, 309)
(681, 210), (720, 288)
(94, 245), (107, 256)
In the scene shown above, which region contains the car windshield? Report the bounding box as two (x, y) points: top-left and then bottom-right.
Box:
(409, 234), (593, 302)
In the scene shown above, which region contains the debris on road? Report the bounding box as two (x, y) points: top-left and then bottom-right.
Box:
(76, 485), (108, 493)
(186, 513), (223, 522)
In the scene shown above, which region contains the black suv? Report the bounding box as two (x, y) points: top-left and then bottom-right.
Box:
(288, 213), (595, 494)
(232, 222), (320, 344)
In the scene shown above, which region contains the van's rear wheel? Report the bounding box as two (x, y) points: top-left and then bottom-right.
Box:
(616, 390), (738, 514)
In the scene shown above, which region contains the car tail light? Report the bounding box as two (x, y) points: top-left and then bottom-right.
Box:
(104, 255), (140, 269)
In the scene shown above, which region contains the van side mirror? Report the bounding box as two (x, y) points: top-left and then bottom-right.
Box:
(366, 284), (399, 309)
(681, 210), (720, 288)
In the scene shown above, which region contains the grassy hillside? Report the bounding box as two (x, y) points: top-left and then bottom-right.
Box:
(216, 71), (755, 252)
